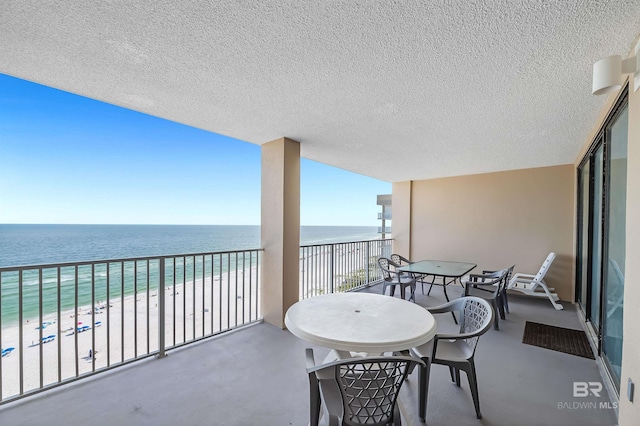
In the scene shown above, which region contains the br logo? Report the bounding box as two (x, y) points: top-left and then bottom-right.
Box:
(573, 382), (603, 397)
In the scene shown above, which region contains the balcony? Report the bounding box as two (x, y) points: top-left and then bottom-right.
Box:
(2, 3), (639, 423)
(0, 247), (617, 425)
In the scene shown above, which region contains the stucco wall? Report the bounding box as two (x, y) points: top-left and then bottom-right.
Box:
(405, 165), (575, 302)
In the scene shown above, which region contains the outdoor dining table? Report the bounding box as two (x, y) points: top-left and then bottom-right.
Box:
(285, 292), (437, 359)
(286, 292), (436, 424)
(398, 260), (476, 324)
(398, 260), (477, 302)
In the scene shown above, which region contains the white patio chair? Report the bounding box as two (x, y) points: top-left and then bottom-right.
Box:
(507, 252), (562, 310)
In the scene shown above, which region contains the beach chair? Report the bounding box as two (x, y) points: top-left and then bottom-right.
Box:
(507, 252), (562, 310)
(1, 347), (15, 357)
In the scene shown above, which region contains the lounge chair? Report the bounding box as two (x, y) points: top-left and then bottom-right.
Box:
(507, 252), (562, 310)
(42, 335), (56, 343)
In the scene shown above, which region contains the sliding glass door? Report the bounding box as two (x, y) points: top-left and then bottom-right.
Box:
(602, 104), (628, 382)
(576, 161), (589, 307)
(590, 144), (604, 330)
(576, 90), (627, 391)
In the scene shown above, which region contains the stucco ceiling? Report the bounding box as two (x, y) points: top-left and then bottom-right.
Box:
(1, 1), (639, 182)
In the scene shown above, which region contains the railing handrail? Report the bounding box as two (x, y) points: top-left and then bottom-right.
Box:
(299, 238), (390, 249)
(0, 248), (265, 272)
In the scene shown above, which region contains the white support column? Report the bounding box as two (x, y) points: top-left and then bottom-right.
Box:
(261, 137), (300, 329)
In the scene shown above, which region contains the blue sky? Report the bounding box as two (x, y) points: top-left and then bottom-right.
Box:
(0, 73), (390, 226)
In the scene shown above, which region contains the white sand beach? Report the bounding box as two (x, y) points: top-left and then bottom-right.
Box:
(0, 267), (261, 399)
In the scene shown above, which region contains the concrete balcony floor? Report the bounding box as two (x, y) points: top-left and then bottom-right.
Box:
(0, 284), (617, 426)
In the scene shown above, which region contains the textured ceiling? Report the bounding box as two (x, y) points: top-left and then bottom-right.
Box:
(1, 1), (639, 182)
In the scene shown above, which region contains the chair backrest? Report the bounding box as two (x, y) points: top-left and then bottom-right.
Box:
(505, 264), (515, 286)
(460, 297), (493, 351)
(377, 257), (399, 282)
(468, 269), (507, 296)
(390, 253), (411, 265)
(487, 265), (516, 295)
(497, 267), (512, 292)
(534, 252), (556, 282)
(311, 355), (424, 426)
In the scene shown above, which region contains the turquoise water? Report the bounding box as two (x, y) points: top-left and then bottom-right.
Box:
(0, 225), (379, 325)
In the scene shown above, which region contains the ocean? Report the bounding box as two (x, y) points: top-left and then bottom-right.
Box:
(0, 224), (379, 267)
(0, 224), (380, 325)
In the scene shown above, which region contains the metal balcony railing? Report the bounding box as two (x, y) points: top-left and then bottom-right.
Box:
(299, 238), (392, 299)
(0, 238), (392, 404)
(0, 249), (262, 404)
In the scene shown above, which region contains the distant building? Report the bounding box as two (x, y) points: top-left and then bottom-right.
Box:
(377, 194), (391, 239)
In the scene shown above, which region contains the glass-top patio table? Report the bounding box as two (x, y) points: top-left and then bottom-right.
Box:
(399, 260), (476, 323)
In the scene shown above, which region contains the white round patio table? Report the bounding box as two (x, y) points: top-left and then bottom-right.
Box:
(285, 292), (437, 355)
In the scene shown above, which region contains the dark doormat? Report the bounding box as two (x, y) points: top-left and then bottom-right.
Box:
(522, 321), (595, 359)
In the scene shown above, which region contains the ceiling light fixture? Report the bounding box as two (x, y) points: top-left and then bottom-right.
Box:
(592, 41), (640, 95)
